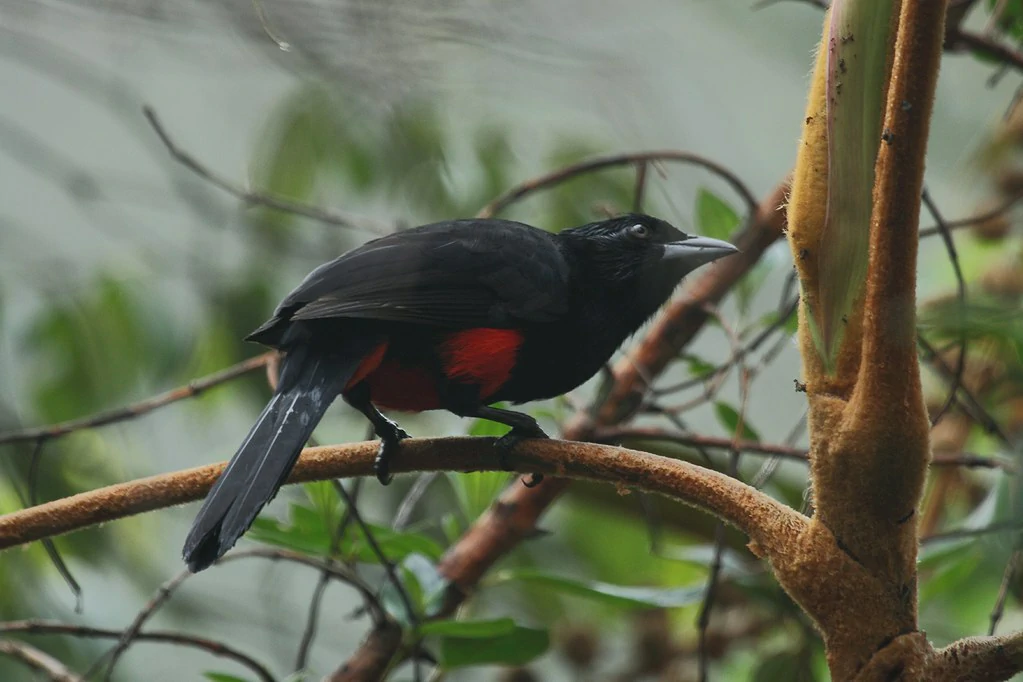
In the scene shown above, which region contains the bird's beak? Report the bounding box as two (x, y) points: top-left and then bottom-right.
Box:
(662, 236), (739, 267)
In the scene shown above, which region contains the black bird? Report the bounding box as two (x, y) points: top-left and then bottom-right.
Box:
(183, 214), (737, 571)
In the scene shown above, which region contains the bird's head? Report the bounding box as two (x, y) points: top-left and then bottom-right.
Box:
(561, 214), (738, 312)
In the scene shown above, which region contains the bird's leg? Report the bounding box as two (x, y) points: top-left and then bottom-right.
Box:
(345, 387), (409, 485)
(466, 406), (548, 487)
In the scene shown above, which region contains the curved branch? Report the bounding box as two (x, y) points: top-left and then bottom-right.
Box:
(926, 631), (1023, 682)
(0, 639), (80, 682)
(476, 150), (759, 219)
(0, 621), (274, 682)
(0, 438), (805, 562)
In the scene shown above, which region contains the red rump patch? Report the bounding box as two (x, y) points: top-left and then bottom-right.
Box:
(365, 361), (442, 412)
(441, 328), (523, 399)
(345, 341), (389, 391)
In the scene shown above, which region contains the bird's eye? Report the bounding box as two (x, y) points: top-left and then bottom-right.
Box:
(628, 223), (650, 239)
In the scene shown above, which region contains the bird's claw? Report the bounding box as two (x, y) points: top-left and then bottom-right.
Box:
(374, 428), (410, 486)
(493, 426), (548, 488)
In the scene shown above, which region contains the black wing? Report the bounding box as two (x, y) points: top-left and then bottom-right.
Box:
(248, 219), (571, 344)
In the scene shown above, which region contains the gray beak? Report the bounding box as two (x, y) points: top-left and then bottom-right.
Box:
(662, 236), (739, 267)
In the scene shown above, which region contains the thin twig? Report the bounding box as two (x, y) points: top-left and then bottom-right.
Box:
(0, 353), (272, 446)
(331, 480), (422, 682)
(919, 191), (1023, 238)
(0, 622), (274, 682)
(989, 549), (1020, 635)
(477, 150), (759, 219)
(295, 477), (362, 672)
(918, 336), (1011, 444)
(0, 639), (80, 682)
(94, 568), (191, 681)
(652, 295), (798, 397)
(923, 521), (1023, 544)
(143, 106), (389, 235)
(633, 161), (649, 213)
(224, 548), (386, 624)
(13, 439), (82, 611)
(393, 473), (440, 531)
(921, 189), (968, 427)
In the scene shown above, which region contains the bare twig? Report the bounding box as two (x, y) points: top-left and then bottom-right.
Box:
(330, 480), (422, 681)
(918, 336), (1011, 444)
(143, 106), (389, 235)
(989, 549), (1020, 635)
(476, 150), (759, 219)
(0, 622), (273, 682)
(0, 353), (272, 446)
(12, 439), (82, 611)
(921, 189), (968, 427)
(0, 639), (80, 682)
(95, 568), (191, 681)
(919, 191), (1023, 238)
(393, 473), (440, 531)
(295, 477), (362, 672)
(633, 161), (649, 212)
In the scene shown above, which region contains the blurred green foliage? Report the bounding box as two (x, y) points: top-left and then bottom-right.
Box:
(3, 75), (1023, 682)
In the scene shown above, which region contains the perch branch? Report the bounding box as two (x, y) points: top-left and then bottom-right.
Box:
(0, 438), (805, 559)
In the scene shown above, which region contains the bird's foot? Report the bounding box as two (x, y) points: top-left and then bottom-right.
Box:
(494, 425), (548, 488)
(374, 424), (410, 486)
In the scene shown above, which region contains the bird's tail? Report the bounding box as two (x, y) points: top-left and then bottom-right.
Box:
(183, 340), (377, 572)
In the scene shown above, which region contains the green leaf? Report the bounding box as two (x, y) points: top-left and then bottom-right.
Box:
(656, 543), (757, 577)
(377, 553), (451, 625)
(680, 353), (717, 379)
(695, 188), (740, 241)
(419, 617), (518, 638)
(404, 553), (449, 617)
(753, 651), (815, 682)
(439, 625), (550, 668)
(713, 402), (762, 442)
(492, 569), (704, 609)
(446, 470), (511, 521)
(204, 674), (252, 682)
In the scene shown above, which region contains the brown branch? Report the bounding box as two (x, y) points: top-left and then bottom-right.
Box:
(0, 353), (272, 446)
(326, 621), (403, 682)
(946, 27), (1023, 75)
(0, 639), (80, 682)
(476, 150), (759, 219)
(918, 184), (1023, 239)
(924, 631), (1023, 681)
(0, 621), (274, 682)
(143, 106), (390, 235)
(593, 426), (1015, 471)
(0, 438), (804, 558)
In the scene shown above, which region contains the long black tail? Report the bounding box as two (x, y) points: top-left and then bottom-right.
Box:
(183, 342), (371, 572)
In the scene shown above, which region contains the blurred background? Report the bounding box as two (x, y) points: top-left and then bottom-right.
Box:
(1, 1), (1022, 680)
